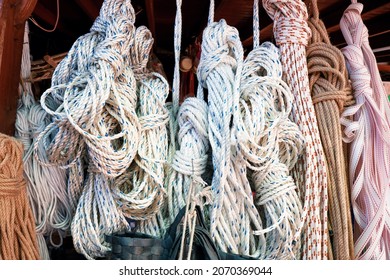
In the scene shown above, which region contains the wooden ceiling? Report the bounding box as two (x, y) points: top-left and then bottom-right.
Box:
(29, 0), (390, 79)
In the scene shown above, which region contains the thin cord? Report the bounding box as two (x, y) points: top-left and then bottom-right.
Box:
(29, 0), (60, 33)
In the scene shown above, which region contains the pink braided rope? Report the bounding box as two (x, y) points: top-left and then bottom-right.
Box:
(340, 1), (390, 260)
(262, 0), (329, 259)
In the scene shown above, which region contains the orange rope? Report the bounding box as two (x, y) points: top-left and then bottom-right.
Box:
(0, 133), (39, 260)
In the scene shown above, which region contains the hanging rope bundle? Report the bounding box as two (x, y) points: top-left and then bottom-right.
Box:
(36, 0), (141, 259)
(166, 98), (210, 226)
(0, 133), (40, 260)
(197, 2), (265, 257)
(112, 26), (170, 238)
(340, 0), (390, 260)
(262, 0), (329, 259)
(235, 1), (304, 260)
(305, 0), (354, 260)
(15, 23), (70, 260)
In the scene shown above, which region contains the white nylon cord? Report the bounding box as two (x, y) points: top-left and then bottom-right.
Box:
(15, 23), (71, 259)
(113, 26), (170, 238)
(197, 0), (265, 257)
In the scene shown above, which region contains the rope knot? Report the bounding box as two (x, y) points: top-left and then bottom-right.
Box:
(263, 0), (311, 46)
(340, 3), (369, 47)
(197, 20), (241, 88)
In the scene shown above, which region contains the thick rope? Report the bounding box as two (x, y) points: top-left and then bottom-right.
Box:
(0, 133), (40, 260)
(37, 0), (141, 259)
(197, 6), (265, 256)
(239, 39), (305, 259)
(15, 23), (71, 259)
(263, 0), (329, 260)
(340, 1), (390, 260)
(306, 0), (354, 260)
(113, 26), (170, 238)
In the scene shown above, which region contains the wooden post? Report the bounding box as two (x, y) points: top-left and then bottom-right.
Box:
(0, 0), (37, 135)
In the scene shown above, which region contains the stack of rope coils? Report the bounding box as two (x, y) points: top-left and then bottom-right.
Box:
(306, 0), (354, 260)
(15, 23), (70, 260)
(263, 0), (329, 259)
(340, 0), (390, 260)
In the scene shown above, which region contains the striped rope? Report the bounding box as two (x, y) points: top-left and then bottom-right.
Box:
(340, 0), (390, 260)
(262, 0), (329, 259)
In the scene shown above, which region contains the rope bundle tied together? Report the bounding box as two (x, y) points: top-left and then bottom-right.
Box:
(340, 1), (390, 260)
(263, 0), (329, 259)
(238, 39), (305, 259)
(197, 16), (265, 257)
(0, 133), (40, 260)
(306, 0), (354, 260)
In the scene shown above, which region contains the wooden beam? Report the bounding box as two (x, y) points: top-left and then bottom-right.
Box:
(32, 2), (73, 37)
(145, 0), (156, 42)
(74, 0), (101, 21)
(0, 0), (37, 135)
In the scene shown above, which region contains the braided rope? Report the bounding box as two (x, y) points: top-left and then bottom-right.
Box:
(15, 23), (70, 259)
(197, 4), (265, 255)
(263, 0), (329, 259)
(306, 0), (354, 260)
(239, 40), (305, 259)
(340, 1), (390, 260)
(113, 26), (170, 238)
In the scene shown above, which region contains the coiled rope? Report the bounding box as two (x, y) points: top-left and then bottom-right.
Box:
(197, 1), (265, 257)
(37, 0), (141, 259)
(15, 23), (70, 259)
(340, 0), (390, 260)
(113, 26), (170, 238)
(235, 0), (304, 259)
(305, 0), (354, 260)
(262, 0), (329, 260)
(0, 133), (39, 260)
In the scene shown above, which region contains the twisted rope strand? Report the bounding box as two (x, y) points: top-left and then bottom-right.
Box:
(340, 1), (390, 260)
(306, 0), (354, 260)
(263, 0), (329, 259)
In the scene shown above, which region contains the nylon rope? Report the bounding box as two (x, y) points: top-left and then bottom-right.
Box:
(262, 0), (329, 259)
(235, 0), (305, 259)
(15, 23), (70, 259)
(112, 26), (170, 238)
(197, 0), (265, 257)
(340, 0), (390, 260)
(306, 0), (354, 260)
(36, 0), (140, 259)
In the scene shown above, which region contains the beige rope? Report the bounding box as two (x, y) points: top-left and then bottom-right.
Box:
(0, 133), (40, 260)
(306, 0), (354, 260)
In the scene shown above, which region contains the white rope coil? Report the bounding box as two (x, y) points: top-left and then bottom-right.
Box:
(238, 40), (304, 259)
(111, 25), (170, 238)
(35, 0), (141, 259)
(15, 23), (71, 259)
(197, 18), (265, 257)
